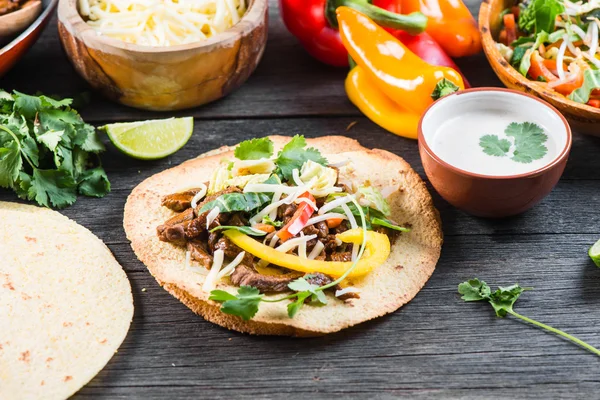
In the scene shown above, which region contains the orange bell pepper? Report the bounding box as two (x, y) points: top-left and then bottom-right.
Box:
(337, 6), (464, 115)
(401, 0), (482, 58)
(528, 51), (558, 83)
(345, 65), (420, 139)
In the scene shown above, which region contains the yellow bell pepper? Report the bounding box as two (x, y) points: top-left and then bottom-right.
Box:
(346, 65), (420, 140)
(223, 228), (391, 279)
(337, 6), (465, 115)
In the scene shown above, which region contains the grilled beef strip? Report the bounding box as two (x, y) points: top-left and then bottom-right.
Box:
(161, 188), (202, 212)
(304, 272), (360, 300)
(157, 208), (195, 245)
(230, 264), (303, 293)
(329, 251), (353, 262)
(213, 236), (254, 265)
(187, 240), (213, 269)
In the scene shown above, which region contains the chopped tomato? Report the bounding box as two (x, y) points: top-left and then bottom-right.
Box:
(588, 99), (600, 108)
(528, 51), (557, 82)
(253, 223), (276, 233)
(550, 68), (584, 95)
(542, 58), (567, 77)
(326, 218), (344, 229)
(503, 14), (517, 45)
(499, 29), (507, 46)
(277, 192), (316, 242)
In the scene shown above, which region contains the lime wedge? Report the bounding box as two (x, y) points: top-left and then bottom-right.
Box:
(102, 117), (193, 160)
(589, 239), (600, 267)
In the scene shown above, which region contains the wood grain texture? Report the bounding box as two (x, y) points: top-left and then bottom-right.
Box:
(2, 0), (600, 398)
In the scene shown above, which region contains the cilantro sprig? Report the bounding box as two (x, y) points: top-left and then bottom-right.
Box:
(0, 90), (109, 208)
(209, 197), (367, 320)
(459, 279), (600, 357)
(479, 122), (548, 164)
(232, 135), (328, 181)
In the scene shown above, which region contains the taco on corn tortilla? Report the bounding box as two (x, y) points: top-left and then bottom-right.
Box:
(124, 135), (442, 336)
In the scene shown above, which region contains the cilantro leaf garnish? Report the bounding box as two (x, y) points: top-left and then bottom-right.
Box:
(0, 90), (109, 208)
(234, 137), (274, 160)
(275, 135), (328, 180)
(209, 286), (263, 321)
(209, 225), (267, 236)
(431, 78), (460, 100)
(262, 215), (283, 227)
(479, 122), (547, 164)
(479, 135), (511, 157)
(459, 279), (600, 357)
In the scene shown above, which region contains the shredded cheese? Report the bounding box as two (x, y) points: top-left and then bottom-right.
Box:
(335, 287), (360, 298)
(305, 213), (347, 227)
(206, 206), (220, 229)
(79, 0), (247, 47)
(318, 195), (353, 215)
(190, 183), (208, 209)
(217, 251), (246, 279)
(340, 202), (358, 262)
(557, 35), (569, 81)
(202, 249), (224, 292)
(308, 241), (325, 260)
(298, 233), (308, 259)
(274, 234), (317, 254)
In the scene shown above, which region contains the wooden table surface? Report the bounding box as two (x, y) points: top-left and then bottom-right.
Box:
(2, 1), (600, 398)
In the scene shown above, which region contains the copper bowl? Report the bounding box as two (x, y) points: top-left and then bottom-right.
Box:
(57, 0), (267, 111)
(0, 0), (57, 78)
(480, 0), (600, 136)
(418, 88), (572, 218)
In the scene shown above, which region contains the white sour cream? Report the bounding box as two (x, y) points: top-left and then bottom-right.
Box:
(421, 91), (569, 177)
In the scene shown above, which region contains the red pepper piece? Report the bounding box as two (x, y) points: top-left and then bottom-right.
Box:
(278, 0), (426, 67)
(277, 192), (317, 242)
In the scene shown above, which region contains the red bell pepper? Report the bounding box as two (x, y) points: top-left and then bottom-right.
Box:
(277, 192), (317, 242)
(278, 0), (427, 67)
(391, 30), (471, 87)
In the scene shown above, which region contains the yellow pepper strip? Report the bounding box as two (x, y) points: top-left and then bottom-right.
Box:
(346, 65), (420, 140)
(223, 228), (390, 279)
(337, 6), (465, 115)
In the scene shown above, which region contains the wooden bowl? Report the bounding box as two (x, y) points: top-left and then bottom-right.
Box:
(57, 0), (268, 111)
(0, 0), (43, 39)
(0, 0), (56, 78)
(480, 0), (600, 135)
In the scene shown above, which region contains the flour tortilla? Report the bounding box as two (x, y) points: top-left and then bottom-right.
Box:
(124, 136), (442, 336)
(0, 202), (133, 400)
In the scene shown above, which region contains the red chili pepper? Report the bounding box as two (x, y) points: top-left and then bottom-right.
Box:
(391, 30), (471, 88)
(277, 192), (317, 242)
(278, 0), (426, 67)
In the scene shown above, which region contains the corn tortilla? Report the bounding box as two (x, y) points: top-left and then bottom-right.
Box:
(124, 136), (442, 336)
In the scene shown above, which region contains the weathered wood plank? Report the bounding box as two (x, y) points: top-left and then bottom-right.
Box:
(0, 1), (500, 123)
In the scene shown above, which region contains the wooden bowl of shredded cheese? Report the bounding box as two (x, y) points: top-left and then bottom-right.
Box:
(57, 0), (267, 111)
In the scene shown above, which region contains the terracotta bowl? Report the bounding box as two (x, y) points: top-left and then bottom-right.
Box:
(0, 0), (57, 78)
(418, 88), (572, 218)
(480, 0), (600, 136)
(57, 0), (267, 111)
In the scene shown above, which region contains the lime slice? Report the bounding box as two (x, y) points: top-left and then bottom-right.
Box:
(102, 117), (193, 160)
(589, 239), (600, 267)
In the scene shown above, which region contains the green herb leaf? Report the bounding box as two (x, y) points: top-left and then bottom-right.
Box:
(511, 46), (528, 68)
(479, 135), (511, 157)
(275, 135), (328, 180)
(431, 78), (460, 100)
(458, 279), (600, 357)
(518, 0), (564, 34)
(199, 192), (272, 214)
(262, 215), (283, 227)
(214, 286), (263, 321)
(209, 225), (267, 236)
(287, 291), (311, 318)
(569, 69), (600, 104)
(209, 290), (238, 302)
(505, 122), (547, 164)
(234, 137), (274, 160)
(458, 278), (492, 301)
(0, 91), (109, 208)
(371, 217), (410, 232)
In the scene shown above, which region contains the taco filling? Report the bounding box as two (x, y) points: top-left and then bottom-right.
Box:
(155, 135), (410, 320)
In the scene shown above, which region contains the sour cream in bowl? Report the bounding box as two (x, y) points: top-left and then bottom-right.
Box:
(418, 88), (572, 218)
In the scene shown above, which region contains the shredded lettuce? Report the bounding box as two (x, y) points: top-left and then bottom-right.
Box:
(518, 0), (564, 35)
(569, 69), (600, 103)
(358, 186), (391, 217)
(519, 31), (549, 76)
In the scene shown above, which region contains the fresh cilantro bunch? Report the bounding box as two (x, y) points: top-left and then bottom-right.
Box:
(459, 278), (600, 357)
(479, 121), (548, 164)
(234, 135), (328, 180)
(0, 90), (109, 208)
